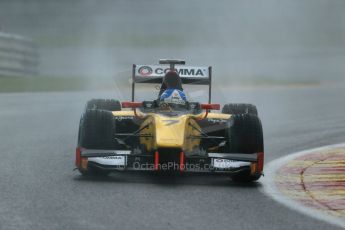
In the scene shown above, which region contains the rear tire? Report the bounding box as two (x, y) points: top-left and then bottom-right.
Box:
(86, 99), (121, 111)
(222, 103), (258, 115)
(227, 114), (264, 182)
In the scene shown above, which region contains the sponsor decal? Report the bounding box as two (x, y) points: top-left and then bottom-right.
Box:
(162, 98), (186, 105)
(207, 118), (227, 124)
(114, 150), (131, 155)
(154, 68), (205, 76)
(212, 158), (250, 169)
(138, 66), (153, 76)
(136, 65), (208, 78)
(114, 116), (134, 121)
(88, 156), (126, 166)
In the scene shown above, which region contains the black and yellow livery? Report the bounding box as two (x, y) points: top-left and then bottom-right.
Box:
(75, 60), (264, 182)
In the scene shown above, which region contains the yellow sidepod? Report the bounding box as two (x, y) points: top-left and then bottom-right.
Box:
(140, 116), (156, 152)
(184, 118), (202, 153)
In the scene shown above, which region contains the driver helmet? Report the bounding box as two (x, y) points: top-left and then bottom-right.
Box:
(160, 88), (187, 105)
(164, 71), (183, 90)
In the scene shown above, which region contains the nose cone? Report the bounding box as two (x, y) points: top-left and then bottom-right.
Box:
(155, 116), (186, 148)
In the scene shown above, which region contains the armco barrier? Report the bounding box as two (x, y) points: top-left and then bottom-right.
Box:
(0, 32), (38, 77)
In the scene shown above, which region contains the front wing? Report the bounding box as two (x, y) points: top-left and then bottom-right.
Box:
(77, 148), (263, 176)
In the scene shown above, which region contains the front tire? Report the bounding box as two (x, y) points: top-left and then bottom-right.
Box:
(79, 109), (115, 149)
(231, 173), (261, 182)
(227, 114), (264, 182)
(77, 109), (115, 176)
(227, 114), (263, 154)
(79, 166), (111, 177)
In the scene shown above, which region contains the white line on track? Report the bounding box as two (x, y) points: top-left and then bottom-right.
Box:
(260, 143), (345, 229)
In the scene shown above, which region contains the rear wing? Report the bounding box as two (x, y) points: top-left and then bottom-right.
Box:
(131, 60), (212, 103)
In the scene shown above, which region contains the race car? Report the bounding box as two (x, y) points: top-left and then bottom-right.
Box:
(75, 59), (264, 182)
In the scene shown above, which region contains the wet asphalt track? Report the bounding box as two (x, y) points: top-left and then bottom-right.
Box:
(1, 84), (345, 230)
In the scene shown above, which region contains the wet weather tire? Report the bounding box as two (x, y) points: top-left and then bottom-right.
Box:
(77, 109), (115, 176)
(227, 114), (263, 154)
(79, 167), (111, 177)
(227, 113), (264, 182)
(78, 109), (115, 149)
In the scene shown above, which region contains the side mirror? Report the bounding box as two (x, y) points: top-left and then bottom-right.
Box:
(122, 102), (142, 108)
(200, 103), (220, 110)
(198, 103), (220, 120)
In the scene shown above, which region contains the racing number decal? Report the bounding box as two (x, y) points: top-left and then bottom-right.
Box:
(162, 120), (179, 126)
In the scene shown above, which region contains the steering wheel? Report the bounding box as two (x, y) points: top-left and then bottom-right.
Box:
(159, 102), (172, 111)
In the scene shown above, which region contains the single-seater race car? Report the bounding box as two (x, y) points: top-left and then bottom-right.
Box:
(76, 59), (264, 182)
